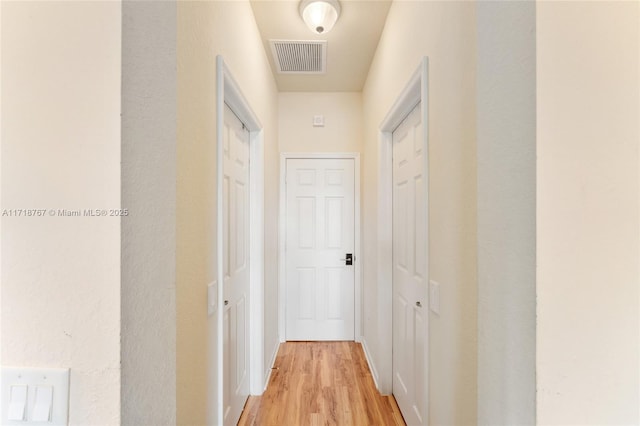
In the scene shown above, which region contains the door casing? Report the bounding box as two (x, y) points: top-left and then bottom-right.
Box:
(376, 58), (429, 419)
(278, 152), (362, 343)
(215, 56), (265, 425)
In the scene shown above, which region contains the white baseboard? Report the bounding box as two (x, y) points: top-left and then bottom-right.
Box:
(263, 340), (280, 391)
(360, 336), (380, 391)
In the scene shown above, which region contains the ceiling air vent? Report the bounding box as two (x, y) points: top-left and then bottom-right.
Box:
(270, 40), (327, 74)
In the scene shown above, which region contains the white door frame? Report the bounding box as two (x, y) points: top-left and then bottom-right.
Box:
(377, 58), (429, 415)
(278, 152), (362, 343)
(215, 56), (265, 425)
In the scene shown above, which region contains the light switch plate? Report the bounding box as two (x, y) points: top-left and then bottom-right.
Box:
(1, 367), (69, 425)
(208, 281), (218, 317)
(429, 280), (440, 315)
(312, 115), (324, 127)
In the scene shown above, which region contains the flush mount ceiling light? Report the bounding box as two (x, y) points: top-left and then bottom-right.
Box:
(299, 0), (341, 35)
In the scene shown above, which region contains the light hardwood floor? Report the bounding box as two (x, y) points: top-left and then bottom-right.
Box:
(238, 341), (406, 425)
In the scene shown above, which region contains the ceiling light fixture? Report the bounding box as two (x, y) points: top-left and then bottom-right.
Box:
(299, 0), (341, 35)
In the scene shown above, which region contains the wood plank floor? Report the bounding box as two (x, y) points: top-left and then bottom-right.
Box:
(238, 341), (405, 426)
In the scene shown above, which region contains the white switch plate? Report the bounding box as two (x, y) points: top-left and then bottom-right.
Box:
(429, 280), (440, 315)
(1, 367), (69, 425)
(312, 115), (324, 127)
(207, 281), (218, 317)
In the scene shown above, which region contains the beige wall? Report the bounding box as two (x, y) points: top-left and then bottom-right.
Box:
(1, 1), (122, 423)
(361, 2), (477, 425)
(536, 2), (639, 424)
(279, 92), (363, 153)
(177, 1), (279, 424)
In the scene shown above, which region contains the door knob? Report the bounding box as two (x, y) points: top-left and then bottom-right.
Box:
(416, 301), (422, 307)
(339, 253), (353, 265)
(224, 300), (229, 306)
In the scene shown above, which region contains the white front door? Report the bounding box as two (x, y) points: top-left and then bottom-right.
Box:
(285, 158), (355, 341)
(222, 104), (250, 425)
(392, 103), (427, 425)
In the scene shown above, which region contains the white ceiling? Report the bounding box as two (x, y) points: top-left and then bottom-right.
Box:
(250, 0), (392, 92)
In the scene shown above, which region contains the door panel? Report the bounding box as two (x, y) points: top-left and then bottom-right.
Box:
(297, 197), (316, 248)
(297, 268), (315, 318)
(325, 197), (343, 248)
(222, 104), (250, 426)
(286, 158), (355, 341)
(392, 103), (427, 425)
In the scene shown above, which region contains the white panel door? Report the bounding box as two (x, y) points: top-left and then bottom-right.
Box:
(222, 104), (250, 426)
(285, 158), (355, 341)
(392, 103), (427, 425)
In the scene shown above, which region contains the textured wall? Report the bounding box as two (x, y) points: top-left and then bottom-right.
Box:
(121, 1), (177, 424)
(361, 2), (478, 424)
(476, 2), (536, 424)
(1, 2), (121, 423)
(536, 2), (639, 423)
